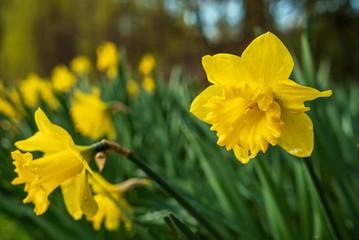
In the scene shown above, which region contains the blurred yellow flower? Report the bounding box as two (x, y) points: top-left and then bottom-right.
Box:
(126, 79), (139, 98)
(19, 73), (60, 110)
(19, 73), (41, 108)
(96, 42), (119, 78)
(190, 32), (332, 164)
(142, 76), (156, 94)
(51, 65), (77, 92)
(0, 97), (21, 123)
(8, 88), (27, 117)
(139, 54), (155, 76)
(70, 56), (91, 75)
(106, 65), (118, 79)
(70, 88), (115, 140)
(87, 172), (141, 231)
(12, 108), (98, 218)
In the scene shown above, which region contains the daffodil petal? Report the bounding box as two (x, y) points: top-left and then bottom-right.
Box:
(202, 54), (244, 86)
(61, 175), (83, 220)
(273, 79), (332, 112)
(233, 145), (251, 164)
(278, 110), (313, 157)
(15, 108), (73, 153)
(241, 32), (294, 85)
(79, 169), (98, 217)
(190, 85), (222, 123)
(34, 108), (70, 139)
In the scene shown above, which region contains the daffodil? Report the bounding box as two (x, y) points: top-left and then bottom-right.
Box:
(51, 65), (77, 92)
(190, 32), (332, 163)
(0, 97), (20, 123)
(18, 73), (42, 108)
(126, 79), (139, 98)
(8, 88), (27, 117)
(139, 54), (155, 76)
(87, 172), (148, 231)
(96, 42), (119, 78)
(19, 73), (60, 110)
(70, 88), (116, 140)
(11, 108), (98, 218)
(70, 56), (91, 76)
(142, 76), (156, 94)
(38, 81), (61, 110)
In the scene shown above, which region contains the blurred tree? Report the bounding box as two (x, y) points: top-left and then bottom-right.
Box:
(307, 0), (359, 81)
(0, 0), (41, 80)
(0, 0), (358, 82)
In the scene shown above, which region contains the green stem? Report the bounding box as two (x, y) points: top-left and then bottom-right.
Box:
(94, 140), (223, 240)
(303, 157), (341, 240)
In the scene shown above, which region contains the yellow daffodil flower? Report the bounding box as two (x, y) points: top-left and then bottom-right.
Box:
(139, 54), (155, 76)
(8, 88), (27, 117)
(126, 79), (139, 98)
(0, 97), (20, 123)
(39, 82), (61, 110)
(11, 108), (98, 218)
(96, 42), (119, 78)
(190, 32), (332, 163)
(19, 73), (42, 108)
(19, 73), (60, 110)
(87, 172), (148, 231)
(70, 56), (91, 76)
(70, 88), (116, 140)
(142, 76), (156, 94)
(51, 65), (77, 92)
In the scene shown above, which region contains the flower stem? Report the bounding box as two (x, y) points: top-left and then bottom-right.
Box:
(95, 140), (223, 240)
(303, 157), (341, 240)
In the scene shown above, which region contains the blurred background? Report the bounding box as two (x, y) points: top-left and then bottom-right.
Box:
(1, 0), (359, 83)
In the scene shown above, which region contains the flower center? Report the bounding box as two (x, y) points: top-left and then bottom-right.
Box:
(205, 82), (284, 159)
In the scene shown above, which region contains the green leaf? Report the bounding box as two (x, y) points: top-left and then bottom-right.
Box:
(164, 213), (200, 240)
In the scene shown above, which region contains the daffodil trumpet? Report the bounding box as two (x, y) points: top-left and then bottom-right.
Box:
(92, 139), (223, 239)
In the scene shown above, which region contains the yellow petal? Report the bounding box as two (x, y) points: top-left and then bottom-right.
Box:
(62, 169), (98, 219)
(23, 186), (50, 215)
(103, 197), (121, 231)
(190, 85), (222, 123)
(34, 108), (69, 138)
(202, 54), (244, 86)
(79, 169), (98, 217)
(272, 79), (332, 112)
(70, 91), (115, 140)
(15, 108), (74, 153)
(277, 110), (313, 157)
(61, 175), (83, 220)
(233, 145), (251, 164)
(241, 32), (294, 85)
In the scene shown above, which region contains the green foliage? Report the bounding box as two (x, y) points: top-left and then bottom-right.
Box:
(0, 33), (358, 240)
